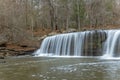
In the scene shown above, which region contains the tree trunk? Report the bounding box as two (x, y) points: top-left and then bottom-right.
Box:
(77, 0), (80, 31)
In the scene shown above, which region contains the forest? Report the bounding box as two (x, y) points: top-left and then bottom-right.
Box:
(0, 0), (120, 57)
(1, 1), (120, 80)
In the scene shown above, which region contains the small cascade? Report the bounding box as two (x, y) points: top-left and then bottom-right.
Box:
(103, 30), (120, 58)
(35, 30), (120, 57)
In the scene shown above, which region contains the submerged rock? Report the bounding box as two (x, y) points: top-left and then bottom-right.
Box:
(0, 56), (4, 59)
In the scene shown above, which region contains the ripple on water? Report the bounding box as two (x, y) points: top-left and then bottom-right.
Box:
(2, 57), (120, 80)
(51, 65), (77, 73)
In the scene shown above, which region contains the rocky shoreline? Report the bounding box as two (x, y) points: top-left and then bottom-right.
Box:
(0, 46), (37, 59)
(0, 28), (91, 59)
(0, 28), (83, 59)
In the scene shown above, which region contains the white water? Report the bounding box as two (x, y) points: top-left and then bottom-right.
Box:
(102, 30), (120, 58)
(35, 30), (120, 58)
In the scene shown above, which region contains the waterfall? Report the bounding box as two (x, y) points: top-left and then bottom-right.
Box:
(35, 30), (120, 57)
(103, 30), (120, 58)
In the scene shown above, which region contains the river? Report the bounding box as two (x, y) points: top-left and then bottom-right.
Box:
(0, 56), (120, 80)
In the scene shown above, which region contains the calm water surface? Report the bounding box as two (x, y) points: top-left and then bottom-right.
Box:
(0, 56), (120, 80)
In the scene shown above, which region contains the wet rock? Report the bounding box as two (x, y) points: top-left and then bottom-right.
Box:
(0, 57), (4, 59)
(0, 52), (5, 59)
(0, 61), (6, 63)
(0, 45), (36, 57)
(82, 30), (107, 56)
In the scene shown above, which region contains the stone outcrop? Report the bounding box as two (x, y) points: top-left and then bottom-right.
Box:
(0, 46), (36, 58)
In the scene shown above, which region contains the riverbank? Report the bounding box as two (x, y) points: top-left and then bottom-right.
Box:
(0, 28), (77, 58)
(0, 25), (120, 58)
(0, 44), (37, 58)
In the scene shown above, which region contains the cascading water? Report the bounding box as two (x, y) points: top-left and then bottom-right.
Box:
(35, 30), (120, 58)
(103, 30), (120, 58)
